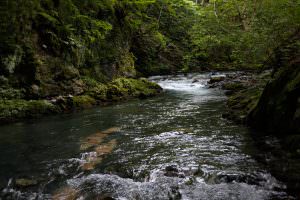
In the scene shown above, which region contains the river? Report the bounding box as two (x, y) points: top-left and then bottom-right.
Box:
(0, 74), (293, 199)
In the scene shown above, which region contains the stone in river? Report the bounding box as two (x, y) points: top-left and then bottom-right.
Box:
(208, 75), (226, 84)
(15, 178), (38, 187)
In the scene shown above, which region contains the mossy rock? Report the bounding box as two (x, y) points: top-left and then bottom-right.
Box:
(0, 100), (59, 123)
(15, 178), (38, 187)
(248, 62), (300, 134)
(84, 77), (162, 101)
(0, 77), (162, 123)
(0, 88), (25, 100)
(224, 87), (262, 124)
(72, 95), (96, 108)
(222, 83), (246, 93)
(109, 78), (162, 99)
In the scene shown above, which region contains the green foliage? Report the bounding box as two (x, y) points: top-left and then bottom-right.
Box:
(187, 0), (300, 70)
(72, 95), (96, 108)
(84, 77), (162, 101)
(0, 88), (25, 100)
(0, 99), (58, 122)
(85, 82), (109, 101)
(109, 78), (161, 98)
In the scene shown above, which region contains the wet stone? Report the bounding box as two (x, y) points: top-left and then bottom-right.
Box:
(163, 166), (186, 178)
(165, 165), (179, 177)
(15, 178), (38, 187)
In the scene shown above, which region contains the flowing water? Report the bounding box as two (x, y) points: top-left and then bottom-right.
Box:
(0, 74), (294, 200)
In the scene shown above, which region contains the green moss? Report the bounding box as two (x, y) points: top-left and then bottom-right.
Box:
(115, 52), (136, 78)
(106, 84), (127, 101)
(37, 12), (59, 25)
(84, 77), (162, 102)
(225, 87), (263, 124)
(222, 83), (245, 92)
(0, 88), (25, 100)
(72, 95), (96, 108)
(0, 77), (161, 123)
(109, 78), (162, 99)
(248, 62), (300, 134)
(82, 76), (100, 88)
(0, 99), (58, 123)
(86, 83), (109, 101)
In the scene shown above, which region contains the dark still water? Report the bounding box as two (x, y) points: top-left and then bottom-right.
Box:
(0, 74), (294, 199)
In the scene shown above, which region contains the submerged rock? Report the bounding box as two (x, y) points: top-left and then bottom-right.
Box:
(165, 165), (180, 177)
(208, 75), (226, 84)
(79, 128), (119, 171)
(15, 179), (38, 187)
(80, 128), (119, 151)
(52, 187), (78, 200)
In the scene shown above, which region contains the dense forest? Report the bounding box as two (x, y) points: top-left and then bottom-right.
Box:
(0, 0), (300, 199)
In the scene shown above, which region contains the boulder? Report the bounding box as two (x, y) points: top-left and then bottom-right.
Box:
(208, 75), (226, 84)
(248, 62), (300, 134)
(15, 178), (38, 187)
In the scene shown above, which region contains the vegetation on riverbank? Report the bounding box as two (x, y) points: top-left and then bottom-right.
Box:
(0, 78), (162, 123)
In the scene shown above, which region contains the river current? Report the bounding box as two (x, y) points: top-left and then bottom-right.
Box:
(0, 74), (293, 199)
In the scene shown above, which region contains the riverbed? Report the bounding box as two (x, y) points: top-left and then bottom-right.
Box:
(0, 74), (293, 199)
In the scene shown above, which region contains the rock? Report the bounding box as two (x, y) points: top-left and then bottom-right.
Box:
(0, 77), (162, 124)
(222, 82), (245, 93)
(52, 187), (78, 200)
(15, 178), (38, 187)
(62, 65), (80, 80)
(248, 62), (300, 134)
(72, 79), (84, 95)
(206, 172), (262, 185)
(164, 165), (180, 177)
(72, 95), (96, 108)
(30, 84), (40, 96)
(208, 75), (226, 84)
(165, 165), (179, 172)
(0, 88), (25, 100)
(100, 197), (116, 200)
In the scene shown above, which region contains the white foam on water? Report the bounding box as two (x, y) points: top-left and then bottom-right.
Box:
(151, 74), (210, 94)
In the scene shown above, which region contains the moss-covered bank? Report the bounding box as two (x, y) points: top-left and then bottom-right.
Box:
(248, 64), (300, 135)
(212, 71), (270, 124)
(0, 78), (162, 124)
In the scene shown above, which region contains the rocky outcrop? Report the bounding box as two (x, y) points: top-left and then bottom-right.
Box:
(207, 71), (270, 124)
(248, 62), (300, 135)
(0, 78), (162, 124)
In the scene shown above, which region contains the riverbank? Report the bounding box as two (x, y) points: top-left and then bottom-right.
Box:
(208, 70), (300, 197)
(207, 71), (271, 124)
(0, 78), (162, 124)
